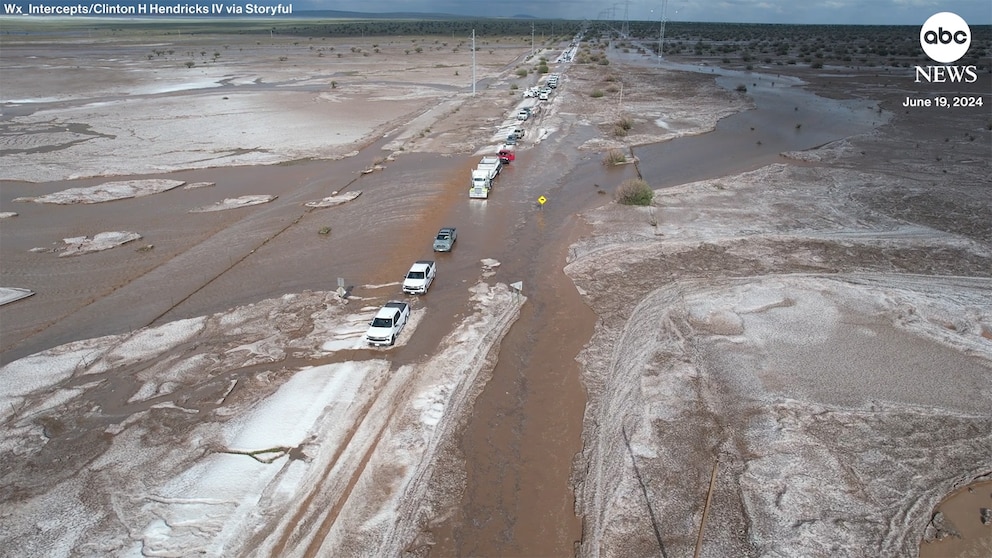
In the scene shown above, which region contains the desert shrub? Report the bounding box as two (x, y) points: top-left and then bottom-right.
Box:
(616, 115), (633, 131)
(615, 179), (654, 206)
(613, 125), (628, 137)
(603, 149), (626, 165)
(735, 83), (747, 92)
(590, 89), (605, 98)
(516, 68), (528, 77)
(606, 84), (619, 93)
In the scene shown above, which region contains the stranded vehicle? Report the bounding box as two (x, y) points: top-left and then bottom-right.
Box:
(498, 148), (516, 164)
(433, 227), (457, 252)
(365, 301), (410, 347)
(402, 260), (436, 294)
(470, 155), (502, 199)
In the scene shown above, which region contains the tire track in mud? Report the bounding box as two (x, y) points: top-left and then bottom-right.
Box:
(264, 366), (414, 557)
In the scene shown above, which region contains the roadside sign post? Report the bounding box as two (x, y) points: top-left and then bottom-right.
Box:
(510, 281), (523, 301)
(537, 195), (547, 209)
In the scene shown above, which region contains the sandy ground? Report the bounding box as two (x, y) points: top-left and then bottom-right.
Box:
(2, 20), (991, 558)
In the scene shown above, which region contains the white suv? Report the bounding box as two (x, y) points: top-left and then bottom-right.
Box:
(402, 260), (436, 294)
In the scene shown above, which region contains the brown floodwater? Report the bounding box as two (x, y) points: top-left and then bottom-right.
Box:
(918, 479), (992, 558)
(427, 128), (628, 556)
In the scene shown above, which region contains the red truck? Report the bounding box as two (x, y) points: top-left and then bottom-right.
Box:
(498, 148), (516, 164)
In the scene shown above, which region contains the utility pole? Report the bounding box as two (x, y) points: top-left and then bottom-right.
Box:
(531, 22), (534, 57)
(472, 29), (476, 96)
(659, 0), (669, 62)
(621, 0), (630, 37)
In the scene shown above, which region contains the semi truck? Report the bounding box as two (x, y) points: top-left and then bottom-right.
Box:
(469, 155), (502, 199)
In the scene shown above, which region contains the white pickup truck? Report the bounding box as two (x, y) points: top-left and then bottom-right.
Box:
(469, 155), (502, 199)
(365, 301), (410, 347)
(402, 260), (436, 294)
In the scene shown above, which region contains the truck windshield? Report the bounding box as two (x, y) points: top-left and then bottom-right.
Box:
(371, 317), (393, 328)
(407, 271), (425, 279)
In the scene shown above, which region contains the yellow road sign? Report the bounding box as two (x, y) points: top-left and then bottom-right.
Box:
(537, 195), (547, 205)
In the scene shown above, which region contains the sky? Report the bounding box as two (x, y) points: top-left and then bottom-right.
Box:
(297, 0), (992, 25)
(2, 0), (989, 25)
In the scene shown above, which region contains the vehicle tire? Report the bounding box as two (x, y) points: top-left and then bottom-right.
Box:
(389, 334), (396, 346)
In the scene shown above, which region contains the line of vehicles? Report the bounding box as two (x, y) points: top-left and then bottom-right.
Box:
(364, 228), (458, 346)
(522, 73), (560, 101)
(469, 72), (561, 200)
(366, 69), (567, 346)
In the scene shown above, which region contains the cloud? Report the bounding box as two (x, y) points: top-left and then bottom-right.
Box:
(297, 0), (991, 24)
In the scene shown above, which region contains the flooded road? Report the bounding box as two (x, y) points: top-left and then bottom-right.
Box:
(428, 121), (624, 555)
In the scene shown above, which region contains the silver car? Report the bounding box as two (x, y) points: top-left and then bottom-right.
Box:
(433, 227), (457, 252)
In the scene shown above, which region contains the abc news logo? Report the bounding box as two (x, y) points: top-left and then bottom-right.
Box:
(916, 12), (977, 83)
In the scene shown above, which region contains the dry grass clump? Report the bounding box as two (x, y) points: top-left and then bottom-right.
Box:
(613, 115), (634, 137)
(615, 178), (654, 206)
(603, 148), (627, 165)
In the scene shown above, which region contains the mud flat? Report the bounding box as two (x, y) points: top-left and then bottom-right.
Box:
(566, 46), (992, 556)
